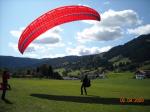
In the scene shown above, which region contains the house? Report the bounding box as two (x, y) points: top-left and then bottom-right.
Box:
(98, 73), (105, 79)
(135, 70), (150, 79)
(63, 76), (78, 80)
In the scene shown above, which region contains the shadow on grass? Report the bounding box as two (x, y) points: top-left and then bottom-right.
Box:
(0, 99), (13, 112)
(1, 99), (13, 104)
(30, 94), (150, 106)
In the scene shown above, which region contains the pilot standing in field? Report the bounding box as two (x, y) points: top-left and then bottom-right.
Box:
(1, 70), (10, 100)
(81, 75), (91, 95)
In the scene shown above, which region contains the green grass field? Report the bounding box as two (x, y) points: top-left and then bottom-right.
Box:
(0, 73), (150, 112)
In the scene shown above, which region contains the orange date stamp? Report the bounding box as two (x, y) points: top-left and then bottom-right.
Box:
(120, 97), (144, 103)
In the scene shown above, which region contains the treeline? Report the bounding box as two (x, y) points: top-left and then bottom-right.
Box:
(60, 55), (113, 71)
(11, 64), (63, 79)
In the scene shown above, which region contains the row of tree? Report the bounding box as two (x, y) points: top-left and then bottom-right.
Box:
(12, 64), (63, 79)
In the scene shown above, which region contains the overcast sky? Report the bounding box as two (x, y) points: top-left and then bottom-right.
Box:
(0, 0), (150, 59)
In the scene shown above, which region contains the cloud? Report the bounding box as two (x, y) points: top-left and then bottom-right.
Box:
(23, 53), (39, 59)
(8, 42), (18, 52)
(67, 42), (73, 45)
(24, 52), (66, 59)
(25, 46), (36, 52)
(24, 42), (65, 53)
(66, 45), (112, 56)
(77, 26), (123, 42)
(82, 20), (98, 25)
(34, 26), (63, 44)
(45, 42), (65, 48)
(8, 42), (37, 53)
(10, 42), (66, 59)
(78, 4), (90, 7)
(10, 27), (25, 38)
(48, 53), (66, 58)
(128, 24), (150, 35)
(100, 9), (141, 27)
(98, 46), (112, 52)
(78, 9), (142, 43)
(10, 26), (63, 44)
(9, 39), (66, 58)
(34, 37), (60, 44)
(24, 44), (66, 58)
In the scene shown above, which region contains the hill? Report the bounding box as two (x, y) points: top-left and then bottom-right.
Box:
(0, 56), (42, 69)
(104, 34), (150, 62)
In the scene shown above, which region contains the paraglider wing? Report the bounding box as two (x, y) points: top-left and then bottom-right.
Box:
(18, 5), (101, 54)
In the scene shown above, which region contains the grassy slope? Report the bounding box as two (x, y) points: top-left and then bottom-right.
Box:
(0, 73), (150, 112)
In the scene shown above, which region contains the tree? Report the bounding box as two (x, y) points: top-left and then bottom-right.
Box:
(48, 65), (53, 78)
(62, 70), (68, 77)
(27, 69), (31, 75)
(53, 72), (63, 80)
(39, 64), (49, 78)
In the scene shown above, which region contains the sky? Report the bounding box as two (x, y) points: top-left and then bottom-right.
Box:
(0, 0), (150, 59)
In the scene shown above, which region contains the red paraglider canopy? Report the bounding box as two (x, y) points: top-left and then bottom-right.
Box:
(18, 5), (101, 54)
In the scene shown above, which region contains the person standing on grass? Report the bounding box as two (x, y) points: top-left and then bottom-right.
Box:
(81, 75), (91, 95)
(1, 70), (10, 100)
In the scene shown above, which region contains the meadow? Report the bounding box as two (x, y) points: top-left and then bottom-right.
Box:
(0, 72), (150, 112)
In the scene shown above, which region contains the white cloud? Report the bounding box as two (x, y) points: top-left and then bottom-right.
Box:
(24, 52), (66, 59)
(82, 20), (98, 25)
(10, 26), (63, 44)
(25, 46), (36, 52)
(128, 24), (150, 35)
(100, 9), (142, 27)
(99, 46), (112, 52)
(10, 27), (25, 38)
(34, 26), (63, 44)
(77, 26), (123, 42)
(9, 43), (110, 58)
(77, 4), (90, 7)
(48, 53), (66, 58)
(8, 42), (18, 52)
(67, 42), (73, 45)
(29, 47), (66, 58)
(8, 44), (39, 58)
(9, 42), (37, 53)
(77, 9), (142, 43)
(23, 53), (39, 59)
(66, 45), (112, 56)
(34, 37), (60, 44)
(45, 42), (65, 48)
(9, 39), (66, 58)
(24, 42), (65, 53)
